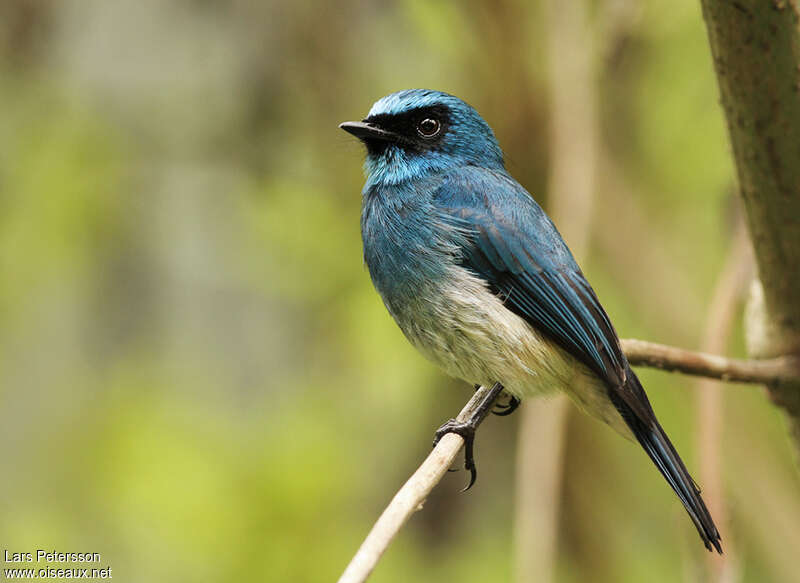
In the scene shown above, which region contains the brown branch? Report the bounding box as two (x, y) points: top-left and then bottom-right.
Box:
(514, 0), (597, 580)
(695, 218), (750, 582)
(622, 338), (800, 384)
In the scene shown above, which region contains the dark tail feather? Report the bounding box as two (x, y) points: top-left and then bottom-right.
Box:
(614, 374), (723, 554)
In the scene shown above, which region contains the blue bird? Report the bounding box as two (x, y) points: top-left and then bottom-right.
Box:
(340, 89), (721, 553)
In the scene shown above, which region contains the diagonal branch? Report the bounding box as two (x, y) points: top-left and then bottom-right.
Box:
(336, 384), (499, 583)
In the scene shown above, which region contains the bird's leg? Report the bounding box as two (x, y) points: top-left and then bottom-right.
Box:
(432, 382), (504, 491)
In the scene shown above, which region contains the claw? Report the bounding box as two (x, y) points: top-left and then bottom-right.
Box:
(461, 432), (477, 491)
(492, 395), (520, 416)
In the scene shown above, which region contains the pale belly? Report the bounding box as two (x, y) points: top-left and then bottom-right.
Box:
(390, 266), (631, 436)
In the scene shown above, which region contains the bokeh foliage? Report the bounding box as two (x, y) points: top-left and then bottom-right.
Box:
(0, 1), (798, 582)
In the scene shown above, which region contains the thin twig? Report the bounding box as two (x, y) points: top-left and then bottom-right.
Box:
(338, 339), (800, 583)
(336, 385), (498, 583)
(695, 216), (750, 582)
(622, 338), (800, 384)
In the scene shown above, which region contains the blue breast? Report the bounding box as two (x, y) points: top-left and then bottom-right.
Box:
(361, 178), (460, 319)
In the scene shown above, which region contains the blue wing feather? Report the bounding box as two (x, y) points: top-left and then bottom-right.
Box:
(433, 167), (722, 552)
(434, 167), (627, 386)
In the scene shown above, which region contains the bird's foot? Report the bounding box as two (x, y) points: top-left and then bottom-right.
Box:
(476, 384), (520, 416)
(433, 418), (478, 491)
(431, 382), (505, 491)
(492, 395), (521, 416)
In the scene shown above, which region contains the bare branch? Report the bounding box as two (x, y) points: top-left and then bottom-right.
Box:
(622, 338), (800, 384)
(514, 0), (598, 579)
(695, 218), (750, 582)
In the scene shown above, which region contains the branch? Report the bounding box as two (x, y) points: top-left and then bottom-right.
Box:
(336, 385), (498, 583)
(622, 338), (800, 384)
(514, 0), (599, 579)
(694, 219), (750, 581)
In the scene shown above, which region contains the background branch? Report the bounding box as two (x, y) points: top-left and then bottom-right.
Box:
(694, 217), (750, 582)
(514, 1), (597, 581)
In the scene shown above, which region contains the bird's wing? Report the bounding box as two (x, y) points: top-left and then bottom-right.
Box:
(434, 169), (722, 552)
(434, 168), (646, 416)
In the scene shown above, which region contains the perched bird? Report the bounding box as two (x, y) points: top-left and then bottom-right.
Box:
(340, 89), (722, 553)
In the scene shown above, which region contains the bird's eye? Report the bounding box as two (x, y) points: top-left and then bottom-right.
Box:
(417, 118), (441, 138)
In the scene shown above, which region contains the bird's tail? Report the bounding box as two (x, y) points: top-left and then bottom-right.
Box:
(615, 372), (723, 554)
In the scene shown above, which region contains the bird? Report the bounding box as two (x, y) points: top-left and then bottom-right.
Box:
(339, 89), (722, 553)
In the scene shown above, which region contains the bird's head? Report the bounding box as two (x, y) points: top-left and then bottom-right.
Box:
(340, 89), (504, 186)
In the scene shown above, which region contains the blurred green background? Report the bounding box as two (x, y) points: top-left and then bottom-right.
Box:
(1, 1), (798, 582)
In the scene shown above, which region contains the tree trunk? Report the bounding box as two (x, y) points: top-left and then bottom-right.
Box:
(699, 0), (800, 449)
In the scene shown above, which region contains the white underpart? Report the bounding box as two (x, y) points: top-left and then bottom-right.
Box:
(393, 266), (631, 436)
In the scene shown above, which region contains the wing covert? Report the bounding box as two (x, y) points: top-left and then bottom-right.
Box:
(434, 169), (627, 387)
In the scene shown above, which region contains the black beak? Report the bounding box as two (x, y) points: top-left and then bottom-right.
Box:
(339, 121), (399, 142)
